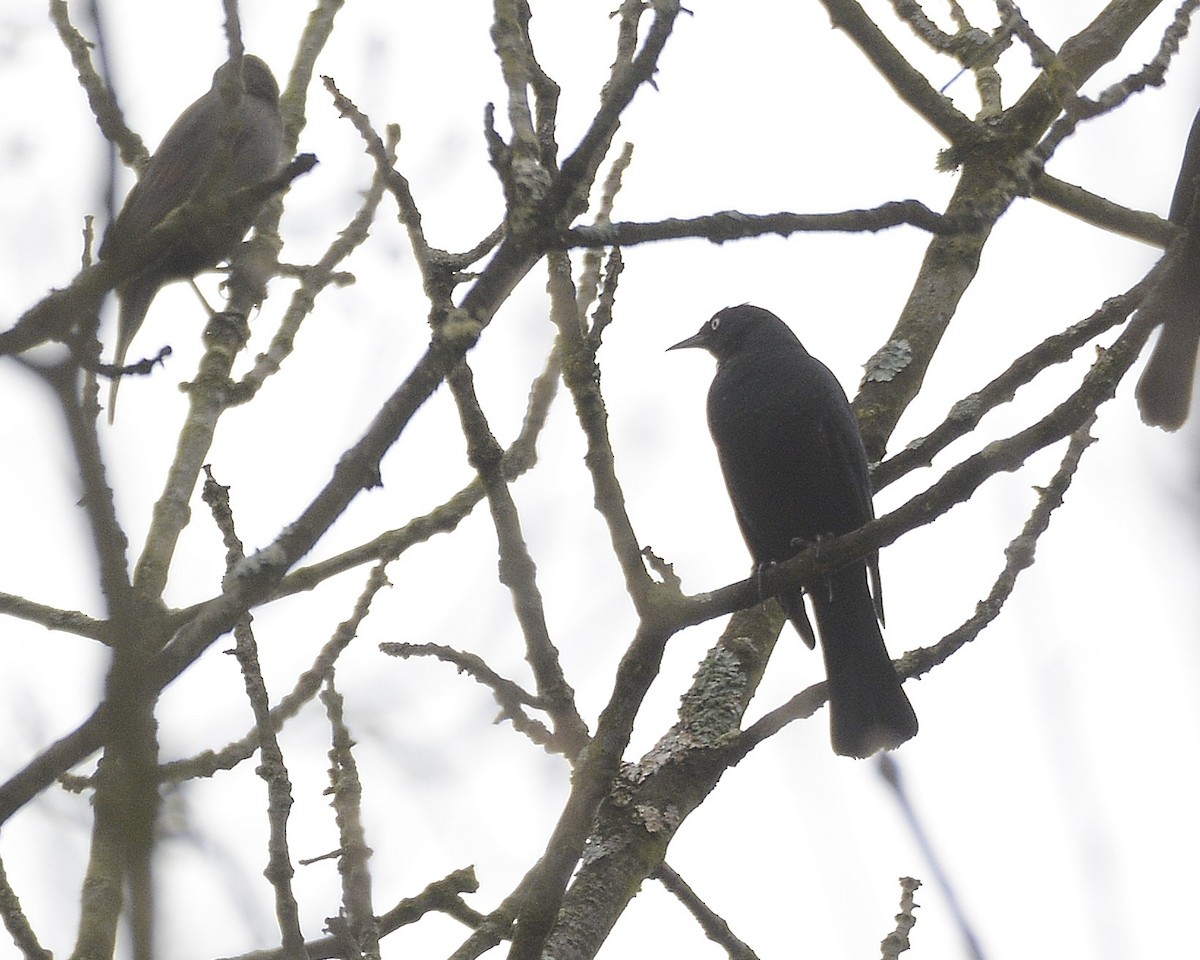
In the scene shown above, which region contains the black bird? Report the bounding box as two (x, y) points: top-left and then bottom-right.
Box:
(99, 54), (285, 422)
(1136, 105), (1200, 431)
(669, 304), (917, 758)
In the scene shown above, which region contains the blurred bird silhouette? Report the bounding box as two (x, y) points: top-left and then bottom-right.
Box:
(1135, 105), (1200, 431)
(99, 54), (285, 422)
(669, 304), (918, 757)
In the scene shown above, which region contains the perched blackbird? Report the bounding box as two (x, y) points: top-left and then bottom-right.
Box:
(1136, 105), (1200, 431)
(99, 54), (285, 422)
(669, 304), (917, 758)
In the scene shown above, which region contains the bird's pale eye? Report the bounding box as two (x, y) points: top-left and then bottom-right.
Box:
(710, 317), (721, 332)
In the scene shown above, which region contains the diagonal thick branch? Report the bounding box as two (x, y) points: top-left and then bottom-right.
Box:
(846, 0), (1163, 459)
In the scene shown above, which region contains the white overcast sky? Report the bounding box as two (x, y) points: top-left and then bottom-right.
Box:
(2, 2), (1200, 959)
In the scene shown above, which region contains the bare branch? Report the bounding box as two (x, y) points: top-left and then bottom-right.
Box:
(380, 642), (556, 749)
(447, 358), (590, 755)
(202, 468), (307, 959)
(322, 677), (381, 960)
(214, 868), (483, 960)
(653, 863), (763, 960)
(564, 200), (956, 249)
(873, 282), (1144, 490)
(819, 0), (981, 145)
(880, 877), (923, 959)
(0, 592), (107, 642)
(163, 562), (390, 785)
(0, 855), (53, 960)
(1033, 175), (1175, 246)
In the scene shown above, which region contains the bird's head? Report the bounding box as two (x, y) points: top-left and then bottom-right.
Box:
(211, 55), (281, 107)
(667, 304), (793, 359)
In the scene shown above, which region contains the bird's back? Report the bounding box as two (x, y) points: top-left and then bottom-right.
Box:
(706, 333), (873, 565)
(99, 60), (284, 278)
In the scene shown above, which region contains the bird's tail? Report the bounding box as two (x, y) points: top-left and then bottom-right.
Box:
(811, 566), (917, 759)
(107, 283), (155, 424)
(107, 350), (128, 426)
(1135, 310), (1200, 431)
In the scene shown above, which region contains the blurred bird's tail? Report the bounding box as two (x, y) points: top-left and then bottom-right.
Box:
(1136, 312), (1200, 431)
(812, 567), (917, 759)
(106, 283), (155, 425)
(107, 359), (126, 426)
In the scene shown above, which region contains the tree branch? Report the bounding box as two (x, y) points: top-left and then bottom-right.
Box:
(562, 200), (955, 248)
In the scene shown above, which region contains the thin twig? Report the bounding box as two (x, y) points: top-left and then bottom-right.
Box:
(653, 863), (762, 960)
(321, 677), (381, 960)
(203, 468), (307, 960)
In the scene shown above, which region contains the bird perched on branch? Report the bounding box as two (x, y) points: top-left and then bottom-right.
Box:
(669, 304), (917, 758)
(1136, 105), (1200, 431)
(99, 54), (285, 422)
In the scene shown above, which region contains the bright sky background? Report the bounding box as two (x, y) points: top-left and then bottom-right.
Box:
(2, 2), (1200, 959)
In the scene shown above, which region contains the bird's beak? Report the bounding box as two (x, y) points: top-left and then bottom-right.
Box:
(667, 330), (707, 352)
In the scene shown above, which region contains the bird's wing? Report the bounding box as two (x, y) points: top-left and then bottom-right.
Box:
(100, 98), (221, 262)
(821, 407), (884, 625)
